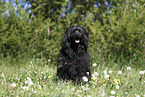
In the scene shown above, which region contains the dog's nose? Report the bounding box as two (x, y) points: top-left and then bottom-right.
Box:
(75, 31), (80, 36)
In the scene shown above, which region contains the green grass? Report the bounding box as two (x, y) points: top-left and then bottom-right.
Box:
(0, 58), (145, 97)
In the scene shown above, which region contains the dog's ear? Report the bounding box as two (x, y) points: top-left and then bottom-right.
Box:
(62, 27), (73, 46)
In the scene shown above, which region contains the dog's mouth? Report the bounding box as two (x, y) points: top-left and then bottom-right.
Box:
(75, 40), (80, 43)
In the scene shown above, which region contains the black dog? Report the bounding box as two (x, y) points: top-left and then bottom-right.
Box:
(57, 26), (91, 83)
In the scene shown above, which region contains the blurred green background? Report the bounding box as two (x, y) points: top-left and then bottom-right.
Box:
(0, 0), (145, 67)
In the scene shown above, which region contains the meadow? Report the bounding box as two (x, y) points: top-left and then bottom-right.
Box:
(1, 0), (145, 97)
(0, 58), (144, 97)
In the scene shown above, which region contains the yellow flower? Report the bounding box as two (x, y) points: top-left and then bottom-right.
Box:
(48, 76), (52, 78)
(114, 79), (120, 83)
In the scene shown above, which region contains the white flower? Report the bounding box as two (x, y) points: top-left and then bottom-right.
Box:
(28, 81), (34, 87)
(104, 74), (110, 79)
(94, 72), (98, 76)
(37, 85), (41, 89)
(115, 81), (119, 85)
(11, 83), (16, 88)
(92, 75), (97, 81)
(101, 92), (106, 96)
(21, 86), (29, 91)
(25, 77), (32, 84)
(103, 70), (107, 74)
(34, 91), (37, 93)
(1, 72), (4, 78)
(118, 71), (122, 74)
(82, 76), (88, 82)
(111, 91), (115, 94)
(109, 70), (113, 74)
(136, 95), (140, 97)
(127, 67), (131, 70)
(115, 85), (119, 89)
(25, 77), (34, 87)
(139, 71), (144, 75)
(93, 63), (97, 67)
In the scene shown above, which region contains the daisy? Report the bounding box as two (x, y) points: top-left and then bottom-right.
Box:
(127, 67), (131, 70)
(115, 85), (119, 89)
(109, 70), (113, 74)
(93, 63), (97, 67)
(139, 71), (144, 75)
(11, 83), (16, 88)
(111, 91), (115, 94)
(118, 71), (122, 74)
(82, 76), (88, 82)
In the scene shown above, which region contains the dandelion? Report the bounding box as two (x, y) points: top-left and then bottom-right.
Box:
(48, 76), (52, 78)
(127, 67), (131, 70)
(114, 79), (120, 83)
(82, 76), (88, 82)
(115, 85), (119, 89)
(11, 83), (16, 88)
(111, 91), (115, 94)
(93, 63), (97, 67)
(139, 71), (144, 75)
(118, 71), (122, 74)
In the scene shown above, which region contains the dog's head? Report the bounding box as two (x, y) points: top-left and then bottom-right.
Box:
(63, 26), (89, 48)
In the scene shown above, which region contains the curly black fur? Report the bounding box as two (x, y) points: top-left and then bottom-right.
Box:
(57, 26), (91, 83)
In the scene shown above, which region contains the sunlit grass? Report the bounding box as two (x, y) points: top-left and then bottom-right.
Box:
(0, 59), (144, 97)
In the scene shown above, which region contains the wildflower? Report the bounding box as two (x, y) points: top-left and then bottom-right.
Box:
(37, 85), (41, 89)
(91, 76), (97, 81)
(104, 74), (110, 79)
(11, 83), (16, 88)
(101, 92), (106, 96)
(139, 71), (144, 75)
(114, 79), (120, 83)
(87, 72), (90, 76)
(127, 67), (131, 70)
(115, 85), (119, 89)
(1, 72), (4, 78)
(103, 70), (107, 74)
(136, 94), (140, 97)
(93, 63), (97, 67)
(48, 59), (51, 62)
(82, 76), (88, 82)
(30, 61), (32, 64)
(48, 76), (52, 78)
(28, 81), (34, 87)
(21, 86), (29, 91)
(25, 77), (34, 87)
(118, 71), (122, 74)
(93, 72), (98, 76)
(34, 91), (37, 93)
(25, 77), (32, 84)
(110, 91), (115, 94)
(109, 70), (113, 74)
